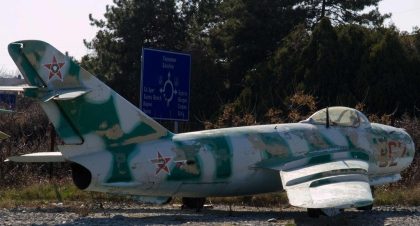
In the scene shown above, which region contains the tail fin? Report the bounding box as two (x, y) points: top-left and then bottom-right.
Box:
(8, 40), (170, 146)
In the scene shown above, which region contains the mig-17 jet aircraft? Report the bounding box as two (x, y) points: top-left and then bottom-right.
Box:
(1, 40), (415, 217)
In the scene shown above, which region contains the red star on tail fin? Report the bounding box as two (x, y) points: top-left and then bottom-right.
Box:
(44, 56), (65, 81)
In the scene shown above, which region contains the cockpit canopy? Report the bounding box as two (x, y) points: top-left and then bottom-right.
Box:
(304, 106), (370, 128)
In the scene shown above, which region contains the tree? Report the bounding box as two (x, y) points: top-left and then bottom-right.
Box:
(205, 0), (389, 105)
(298, 18), (341, 106)
(361, 28), (418, 113)
(178, 0), (226, 124)
(82, 0), (227, 129)
(209, 0), (307, 100)
(82, 0), (187, 105)
(82, 0), (418, 128)
(295, 0), (389, 27)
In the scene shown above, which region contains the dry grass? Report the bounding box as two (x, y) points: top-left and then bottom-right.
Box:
(207, 192), (289, 207)
(2, 181), (418, 209)
(374, 184), (420, 206)
(0, 180), (133, 208)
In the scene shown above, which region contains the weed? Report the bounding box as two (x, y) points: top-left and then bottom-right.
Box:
(375, 184), (420, 206)
(0, 182), (419, 208)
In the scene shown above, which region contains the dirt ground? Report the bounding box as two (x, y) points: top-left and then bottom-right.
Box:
(0, 203), (419, 225)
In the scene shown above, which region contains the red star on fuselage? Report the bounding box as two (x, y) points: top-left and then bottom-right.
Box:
(150, 152), (171, 175)
(44, 56), (65, 81)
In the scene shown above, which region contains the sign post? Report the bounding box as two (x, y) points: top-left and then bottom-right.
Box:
(140, 48), (191, 131)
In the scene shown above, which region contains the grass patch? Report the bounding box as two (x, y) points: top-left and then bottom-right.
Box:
(1, 183), (85, 201)
(207, 192), (289, 207)
(374, 184), (420, 206)
(1, 181), (419, 208)
(0, 180), (132, 208)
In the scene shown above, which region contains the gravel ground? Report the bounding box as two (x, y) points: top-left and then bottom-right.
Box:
(0, 203), (419, 225)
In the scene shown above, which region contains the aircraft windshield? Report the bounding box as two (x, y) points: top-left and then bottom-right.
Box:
(306, 107), (369, 127)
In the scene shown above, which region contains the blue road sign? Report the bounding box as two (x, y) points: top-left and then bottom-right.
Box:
(141, 48), (191, 121)
(0, 93), (16, 110)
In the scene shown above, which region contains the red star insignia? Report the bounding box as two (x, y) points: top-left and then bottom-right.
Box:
(44, 56), (65, 81)
(150, 152), (171, 175)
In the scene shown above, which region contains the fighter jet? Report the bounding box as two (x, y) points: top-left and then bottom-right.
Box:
(1, 40), (415, 217)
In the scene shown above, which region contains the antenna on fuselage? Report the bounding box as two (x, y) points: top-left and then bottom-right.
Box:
(326, 107), (330, 128)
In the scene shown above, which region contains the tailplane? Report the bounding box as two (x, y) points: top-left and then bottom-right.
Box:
(8, 40), (170, 147)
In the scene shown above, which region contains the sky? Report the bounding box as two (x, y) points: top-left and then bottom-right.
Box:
(0, 0), (419, 76)
(379, 0), (420, 31)
(0, 0), (112, 75)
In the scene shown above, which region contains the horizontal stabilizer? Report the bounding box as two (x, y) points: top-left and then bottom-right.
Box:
(280, 159), (373, 209)
(0, 85), (90, 102)
(42, 89), (91, 102)
(6, 152), (65, 162)
(0, 85), (35, 92)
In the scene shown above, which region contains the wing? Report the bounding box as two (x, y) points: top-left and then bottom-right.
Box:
(281, 159), (372, 209)
(5, 152), (65, 162)
(260, 158), (373, 209)
(0, 85), (33, 91)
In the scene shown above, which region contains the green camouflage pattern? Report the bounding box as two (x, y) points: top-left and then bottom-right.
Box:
(3, 40), (415, 210)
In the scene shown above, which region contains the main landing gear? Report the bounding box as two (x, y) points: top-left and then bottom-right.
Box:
(181, 197), (206, 212)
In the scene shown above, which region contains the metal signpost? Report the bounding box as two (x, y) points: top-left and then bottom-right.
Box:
(140, 48), (191, 132)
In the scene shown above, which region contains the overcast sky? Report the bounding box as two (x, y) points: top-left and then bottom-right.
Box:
(0, 0), (112, 75)
(0, 0), (419, 75)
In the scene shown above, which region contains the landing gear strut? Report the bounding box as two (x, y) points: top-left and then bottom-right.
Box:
(181, 197), (206, 212)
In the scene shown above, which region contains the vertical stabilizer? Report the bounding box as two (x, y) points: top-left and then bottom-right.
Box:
(8, 40), (170, 147)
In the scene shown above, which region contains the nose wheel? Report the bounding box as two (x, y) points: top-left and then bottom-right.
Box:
(181, 197), (206, 212)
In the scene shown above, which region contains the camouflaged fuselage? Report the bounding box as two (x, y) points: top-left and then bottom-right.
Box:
(75, 121), (414, 197)
(4, 40), (415, 200)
